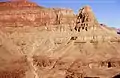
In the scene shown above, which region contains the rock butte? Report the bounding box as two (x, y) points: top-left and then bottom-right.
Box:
(75, 5), (99, 31)
(0, 1), (120, 78)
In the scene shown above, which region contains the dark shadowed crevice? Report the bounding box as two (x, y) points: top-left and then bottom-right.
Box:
(113, 74), (120, 78)
(84, 77), (100, 78)
(70, 37), (77, 40)
(108, 62), (112, 68)
(117, 32), (120, 35)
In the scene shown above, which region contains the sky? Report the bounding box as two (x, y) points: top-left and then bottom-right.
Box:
(31, 0), (120, 28)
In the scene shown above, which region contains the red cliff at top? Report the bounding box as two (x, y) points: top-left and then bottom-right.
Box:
(0, 0), (38, 8)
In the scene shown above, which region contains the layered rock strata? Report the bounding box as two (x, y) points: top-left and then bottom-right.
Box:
(0, 1), (38, 8)
(73, 5), (120, 43)
(0, 1), (76, 27)
(75, 5), (100, 32)
(0, 1), (120, 78)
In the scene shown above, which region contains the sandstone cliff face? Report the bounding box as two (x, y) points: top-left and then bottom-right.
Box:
(52, 8), (76, 25)
(0, 8), (57, 27)
(0, 1), (120, 78)
(73, 5), (120, 43)
(0, 1), (38, 8)
(0, 1), (76, 27)
(75, 5), (99, 32)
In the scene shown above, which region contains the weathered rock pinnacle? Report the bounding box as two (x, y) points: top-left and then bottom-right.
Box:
(75, 5), (99, 32)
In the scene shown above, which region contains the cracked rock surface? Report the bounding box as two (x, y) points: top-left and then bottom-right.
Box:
(0, 1), (120, 78)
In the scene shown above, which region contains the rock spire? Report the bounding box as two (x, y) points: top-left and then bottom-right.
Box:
(75, 5), (99, 32)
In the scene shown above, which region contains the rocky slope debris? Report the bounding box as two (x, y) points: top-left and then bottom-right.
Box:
(0, 1), (120, 78)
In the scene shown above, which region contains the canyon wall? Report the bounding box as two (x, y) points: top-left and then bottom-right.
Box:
(0, 1), (76, 27)
(0, 0), (38, 8)
(0, 1), (120, 78)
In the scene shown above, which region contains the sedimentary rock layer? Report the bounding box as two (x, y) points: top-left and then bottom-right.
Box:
(0, 1), (76, 27)
(0, 1), (120, 78)
(75, 5), (100, 32)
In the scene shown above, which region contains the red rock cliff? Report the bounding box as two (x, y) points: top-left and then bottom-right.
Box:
(0, 0), (38, 8)
(75, 5), (100, 32)
(0, 1), (76, 27)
